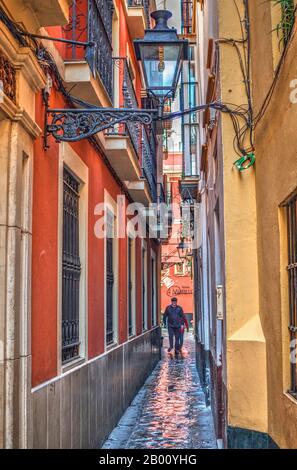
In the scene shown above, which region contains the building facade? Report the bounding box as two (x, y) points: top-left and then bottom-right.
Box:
(0, 0), (164, 448)
(159, 0), (198, 326)
(194, 0), (297, 449)
(161, 152), (194, 323)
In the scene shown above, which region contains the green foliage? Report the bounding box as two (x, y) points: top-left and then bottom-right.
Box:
(271, 0), (295, 46)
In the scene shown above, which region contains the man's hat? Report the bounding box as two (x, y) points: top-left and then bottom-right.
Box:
(171, 297), (177, 302)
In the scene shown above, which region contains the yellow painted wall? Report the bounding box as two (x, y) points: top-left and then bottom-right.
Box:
(217, 0), (268, 435)
(249, 0), (297, 449)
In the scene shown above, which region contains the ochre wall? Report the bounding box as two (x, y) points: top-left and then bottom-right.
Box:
(249, 0), (297, 449)
(218, 0), (268, 436)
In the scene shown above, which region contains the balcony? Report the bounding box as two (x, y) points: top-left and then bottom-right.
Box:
(141, 125), (157, 203)
(158, 182), (166, 204)
(125, 0), (151, 39)
(179, 177), (200, 203)
(104, 57), (142, 181)
(126, 125), (157, 206)
(63, 0), (114, 106)
(2, 0), (72, 27)
(104, 58), (157, 205)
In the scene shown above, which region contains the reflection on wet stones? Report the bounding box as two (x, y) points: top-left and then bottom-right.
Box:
(102, 332), (217, 449)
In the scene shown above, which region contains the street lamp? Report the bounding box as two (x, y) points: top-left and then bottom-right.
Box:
(44, 9), (189, 144)
(177, 240), (192, 259)
(134, 10), (188, 115)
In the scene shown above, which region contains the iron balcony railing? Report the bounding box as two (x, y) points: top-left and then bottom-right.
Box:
(105, 57), (142, 159)
(142, 126), (157, 203)
(128, 0), (151, 28)
(64, 0), (114, 101)
(106, 58), (158, 203)
(158, 182), (165, 204)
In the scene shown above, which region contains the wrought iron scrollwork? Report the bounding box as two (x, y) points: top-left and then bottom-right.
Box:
(47, 108), (155, 142)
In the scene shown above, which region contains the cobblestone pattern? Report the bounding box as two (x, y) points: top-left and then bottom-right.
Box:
(102, 332), (217, 449)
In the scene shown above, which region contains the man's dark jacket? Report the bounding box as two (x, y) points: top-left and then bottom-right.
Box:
(163, 305), (184, 329)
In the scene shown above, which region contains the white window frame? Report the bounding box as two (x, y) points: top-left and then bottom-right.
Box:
(127, 234), (136, 337)
(151, 249), (157, 327)
(104, 190), (119, 349)
(142, 240), (148, 331)
(58, 143), (89, 374)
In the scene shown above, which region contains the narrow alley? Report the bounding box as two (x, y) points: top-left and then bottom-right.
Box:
(102, 333), (217, 450)
(3, 0), (297, 454)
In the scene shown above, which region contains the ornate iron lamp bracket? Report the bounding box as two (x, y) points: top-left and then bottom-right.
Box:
(45, 107), (157, 146)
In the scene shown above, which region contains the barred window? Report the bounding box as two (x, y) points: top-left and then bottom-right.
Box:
(151, 253), (157, 327)
(142, 245), (147, 331)
(106, 211), (115, 345)
(286, 196), (297, 397)
(62, 167), (81, 364)
(128, 237), (133, 337)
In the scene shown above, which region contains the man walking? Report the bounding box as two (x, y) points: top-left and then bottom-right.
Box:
(163, 297), (184, 354)
(180, 312), (189, 350)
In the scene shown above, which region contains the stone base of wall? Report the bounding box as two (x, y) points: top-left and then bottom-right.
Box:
(227, 426), (279, 449)
(31, 327), (161, 449)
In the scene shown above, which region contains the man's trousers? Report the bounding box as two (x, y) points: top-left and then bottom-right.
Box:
(168, 326), (181, 351)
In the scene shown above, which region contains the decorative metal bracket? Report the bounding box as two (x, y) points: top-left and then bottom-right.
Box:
(45, 107), (157, 146)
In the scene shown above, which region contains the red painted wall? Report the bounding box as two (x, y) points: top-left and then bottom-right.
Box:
(32, 0), (159, 388)
(161, 271), (194, 314)
(32, 91), (60, 386)
(161, 155), (194, 316)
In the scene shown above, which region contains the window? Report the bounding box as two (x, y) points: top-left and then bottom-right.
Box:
(128, 236), (136, 336)
(286, 196), (297, 397)
(175, 262), (185, 276)
(62, 167), (81, 364)
(106, 211), (115, 346)
(151, 250), (157, 327)
(142, 242), (148, 331)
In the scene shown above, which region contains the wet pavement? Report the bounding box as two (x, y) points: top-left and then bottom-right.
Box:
(102, 331), (217, 449)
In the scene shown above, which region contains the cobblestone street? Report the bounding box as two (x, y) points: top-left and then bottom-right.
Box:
(102, 332), (217, 449)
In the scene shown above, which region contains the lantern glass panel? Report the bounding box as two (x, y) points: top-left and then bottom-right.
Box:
(142, 44), (182, 96)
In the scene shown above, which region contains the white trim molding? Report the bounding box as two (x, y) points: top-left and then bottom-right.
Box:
(58, 143), (89, 375)
(104, 190), (119, 349)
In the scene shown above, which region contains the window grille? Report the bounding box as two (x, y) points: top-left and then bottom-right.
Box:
(106, 211), (114, 345)
(128, 237), (133, 336)
(62, 167), (81, 363)
(286, 196), (297, 396)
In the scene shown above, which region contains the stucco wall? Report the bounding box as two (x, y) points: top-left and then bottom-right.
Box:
(249, 0), (297, 449)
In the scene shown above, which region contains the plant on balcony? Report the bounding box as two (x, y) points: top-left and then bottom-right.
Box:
(271, 0), (296, 47)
